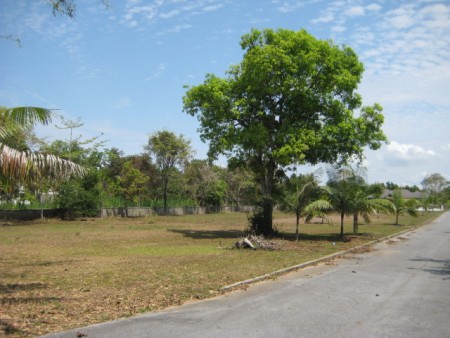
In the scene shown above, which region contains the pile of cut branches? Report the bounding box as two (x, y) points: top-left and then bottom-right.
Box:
(235, 235), (282, 251)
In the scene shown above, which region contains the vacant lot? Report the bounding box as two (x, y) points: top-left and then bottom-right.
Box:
(0, 211), (441, 336)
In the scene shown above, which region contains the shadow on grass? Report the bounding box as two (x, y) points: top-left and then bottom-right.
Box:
(0, 282), (47, 294)
(278, 232), (347, 242)
(0, 296), (62, 305)
(26, 259), (75, 267)
(0, 318), (24, 336)
(171, 228), (354, 243)
(168, 229), (244, 239)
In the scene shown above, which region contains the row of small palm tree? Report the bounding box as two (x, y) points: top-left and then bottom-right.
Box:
(280, 165), (417, 241)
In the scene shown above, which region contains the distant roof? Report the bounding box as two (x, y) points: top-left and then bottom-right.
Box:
(381, 189), (425, 199)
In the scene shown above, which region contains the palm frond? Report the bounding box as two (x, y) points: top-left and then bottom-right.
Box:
(0, 143), (85, 183)
(5, 107), (54, 126)
(367, 198), (396, 214)
(304, 199), (333, 214)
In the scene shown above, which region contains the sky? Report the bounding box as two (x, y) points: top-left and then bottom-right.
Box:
(1, 0), (449, 187)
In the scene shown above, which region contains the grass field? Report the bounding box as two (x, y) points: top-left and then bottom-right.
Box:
(0, 211), (442, 337)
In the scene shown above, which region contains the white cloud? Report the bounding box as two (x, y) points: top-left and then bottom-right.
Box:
(159, 9), (180, 19)
(345, 6), (365, 17)
(145, 63), (167, 81)
(383, 5), (416, 29)
(203, 4), (224, 12)
(331, 25), (346, 32)
(275, 0), (321, 13)
(311, 13), (334, 24)
(366, 3), (381, 12)
(385, 141), (436, 166)
(353, 1), (450, 109)
(122, 0), (225, 29)
(157, 23), (192, 35)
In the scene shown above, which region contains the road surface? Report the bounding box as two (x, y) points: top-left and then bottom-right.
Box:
(44, 213), (450, 338)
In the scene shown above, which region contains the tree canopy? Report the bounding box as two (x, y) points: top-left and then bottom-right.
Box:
(145, 130), (192, 213)
(421, 173), (447, 194)
(183, 28), (387, 234)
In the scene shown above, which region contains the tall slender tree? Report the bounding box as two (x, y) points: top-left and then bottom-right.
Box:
(145, 130), (192, 213)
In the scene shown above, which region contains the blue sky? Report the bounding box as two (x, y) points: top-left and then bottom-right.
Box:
(1, 0), (449, 187)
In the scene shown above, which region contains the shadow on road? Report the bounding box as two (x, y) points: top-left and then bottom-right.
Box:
(410, 257), (450, 280)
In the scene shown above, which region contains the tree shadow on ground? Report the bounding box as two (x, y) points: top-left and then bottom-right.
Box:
(0, 318), (24, 336)
(169, 228), (372, 242)
(23, 259), (75, 267)
(409, 257), (450, 279)
(1, 296), (62, 305)
(168, 229), (244, 240)
(279, 232), (362, 242)
(0, 282), (63, 307)
(0, 282), (47, 294)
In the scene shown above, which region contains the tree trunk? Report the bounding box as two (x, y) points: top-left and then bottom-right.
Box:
(353, 212), (359, 235)
(163, 176), (168, 214)
(256, 157), (276, 236)
(296, 213), (300, 241)
(395, 211), (399, 226)
(260, 197), (274, 236)
(340, 212), (345, 240)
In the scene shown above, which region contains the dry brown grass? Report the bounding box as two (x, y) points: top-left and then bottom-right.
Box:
(0, 211), (441, 336)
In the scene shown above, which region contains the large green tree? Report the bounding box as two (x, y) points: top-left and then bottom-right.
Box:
(145, 130), (192, 213)
(183, 28), (387, 235)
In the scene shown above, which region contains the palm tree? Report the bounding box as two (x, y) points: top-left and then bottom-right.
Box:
(278, 171), (322, 241)
(351, 183), (395, 234)
(390, 189), (418, 226)
(0, 107), (85, 186)
(305, 165), (393, 239)
(304, 167), (356, 240)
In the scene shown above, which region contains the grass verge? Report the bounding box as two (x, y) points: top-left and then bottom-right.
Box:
(0, 211), (442, 336)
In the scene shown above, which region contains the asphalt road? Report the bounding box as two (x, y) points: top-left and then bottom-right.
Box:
(44, 213), (450, 338)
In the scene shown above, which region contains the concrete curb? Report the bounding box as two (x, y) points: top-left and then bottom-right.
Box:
(220, 225), (420, 291)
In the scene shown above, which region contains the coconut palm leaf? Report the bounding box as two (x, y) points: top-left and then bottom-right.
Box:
(304, 199), (333, 214)
(4, 106), (53, 126)
(1, 107), (85, 185)
(0, 107), (53, 140)
(0, 144), (85, 184)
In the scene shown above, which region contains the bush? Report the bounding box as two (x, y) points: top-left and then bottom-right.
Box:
(56, 171), (101, 219)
